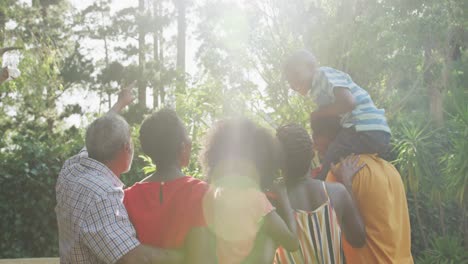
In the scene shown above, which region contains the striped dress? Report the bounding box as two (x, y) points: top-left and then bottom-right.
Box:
(274, 182), (344, 264)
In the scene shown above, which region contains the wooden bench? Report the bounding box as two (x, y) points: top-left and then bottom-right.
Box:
(0, 259), (59, 264)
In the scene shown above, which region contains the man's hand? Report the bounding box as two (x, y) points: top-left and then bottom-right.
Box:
(117, 87), (135, 108)
(310, 111), (320, 122)
(0, 67), (9, 84)
(109, 83), (135, 114)
(331, 155), (366, 186)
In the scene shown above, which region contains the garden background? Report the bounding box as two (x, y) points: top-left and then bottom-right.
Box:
(0, 0), (467, 262)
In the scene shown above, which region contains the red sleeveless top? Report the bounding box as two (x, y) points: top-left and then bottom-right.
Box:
(123, 176), (208, 248)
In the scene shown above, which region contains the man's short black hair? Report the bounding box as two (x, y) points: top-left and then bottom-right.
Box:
(139, 108), (187, 167)
(200, 118), (280, 188)
(276, 124), (314, 179)
(310, 116), (341, 139)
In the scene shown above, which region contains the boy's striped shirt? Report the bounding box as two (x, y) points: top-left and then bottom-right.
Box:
(309, 67), (391, 134)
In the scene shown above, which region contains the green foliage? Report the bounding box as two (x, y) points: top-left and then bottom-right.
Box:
(441, 90), (468, 205)
(0, 123), (82, 257)
(417, 236), (468, 264)
(393, 121), (438, 193)
(0, 0), (467, 260)
(140, 154), (156, 175)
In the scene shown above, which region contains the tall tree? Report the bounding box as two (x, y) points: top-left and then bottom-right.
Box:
(152, 0), (160, 108)
(151, 0), (169, 108)
(138, 0), (147, 108)
(175, 0), (186, 93)
(0, 3), (5, 46)
(78, 0), (114, 111)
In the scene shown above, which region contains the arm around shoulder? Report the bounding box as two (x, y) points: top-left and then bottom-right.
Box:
(263, 210), (299, 251)
(116, 245), (183, 264)
(263, 185), (299, 252)
(336, 183), (366, 248)
(329, 155), (367, 247)
(184, 226), (217, 264)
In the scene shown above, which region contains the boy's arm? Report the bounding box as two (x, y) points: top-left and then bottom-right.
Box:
(310, 87), (355, 120)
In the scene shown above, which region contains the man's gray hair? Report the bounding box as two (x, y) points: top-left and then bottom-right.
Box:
(85, 114), (131, 163)
(283, 49), (318, 73)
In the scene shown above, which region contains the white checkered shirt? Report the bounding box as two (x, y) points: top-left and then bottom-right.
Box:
(55, 149), (140, 264)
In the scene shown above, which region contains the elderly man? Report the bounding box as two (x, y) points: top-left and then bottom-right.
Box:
(55, 89), (182, 263)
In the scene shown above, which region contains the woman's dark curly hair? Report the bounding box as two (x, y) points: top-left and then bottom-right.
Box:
(276, 124), (314, 179)
(200, 118), (280, 188)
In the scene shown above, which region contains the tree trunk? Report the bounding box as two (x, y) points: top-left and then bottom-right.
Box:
(439, 203), (446, 236)
(175, 0), (186, 93)
(337, 0), (356, 71)
(98, 89), (103, 114)
(152, 0), (159, 109)
(459, 202), (468, 251)
(138, 0), (147, 108)
(159, 12), (165, 105)
(104, 36), (111, 111)
(424, 47), (443, 127)
(0, 7), (5, 47)
(429, 86), (443, 126)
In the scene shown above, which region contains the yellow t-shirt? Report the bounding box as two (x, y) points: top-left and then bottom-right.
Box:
(326, 155), (414, 264)
(202, 176), (274, 264)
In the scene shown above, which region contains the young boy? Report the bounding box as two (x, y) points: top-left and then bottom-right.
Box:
(284, 50), (391, 180)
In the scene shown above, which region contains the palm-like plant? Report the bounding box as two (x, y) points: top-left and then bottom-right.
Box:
(393, 119), (441, 248)
(441, 91), (468, 206)
(440, 89), (468, 250)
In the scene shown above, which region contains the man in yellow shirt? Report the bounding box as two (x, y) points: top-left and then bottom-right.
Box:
(312, 118), (414, 263)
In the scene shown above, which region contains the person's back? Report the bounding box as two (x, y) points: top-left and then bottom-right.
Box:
(275, 124), (366, 264)
(56, 148), (139, 263)
(202, 175), (276, 264)
(275, 179), (345, 264)
(123, 108), (216, 264)
(200, 119), (300, 264)
(327, 155), (413, 264)
(56, 91), (189, 264)
(124, 176), (208, 248)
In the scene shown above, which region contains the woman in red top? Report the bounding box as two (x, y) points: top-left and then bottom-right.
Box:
(123, 108), (216, 264)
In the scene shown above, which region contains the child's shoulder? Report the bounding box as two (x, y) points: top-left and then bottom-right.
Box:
(319, 66), (336, 72)
(319, 66), (348, 77)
